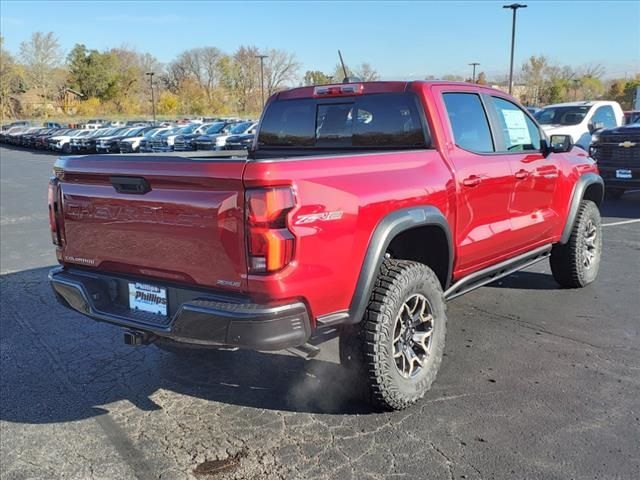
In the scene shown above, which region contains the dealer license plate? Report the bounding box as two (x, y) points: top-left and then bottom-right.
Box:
(616, 169), (632, 179)
(128, 282), (167, 316)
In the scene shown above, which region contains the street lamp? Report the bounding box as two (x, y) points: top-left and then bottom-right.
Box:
(145, 72), (156, 125)
(503, 3), (527, 94)
(255, 54), (268, 109)
(469, 62), (480, 83)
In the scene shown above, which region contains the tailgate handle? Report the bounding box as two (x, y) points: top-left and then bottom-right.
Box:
(110, 176), (151, 195)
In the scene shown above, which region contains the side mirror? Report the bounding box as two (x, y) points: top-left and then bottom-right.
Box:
(549, 134), (573, 154)
(588, 121), (604, 134)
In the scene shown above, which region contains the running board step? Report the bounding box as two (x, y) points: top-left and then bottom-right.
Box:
(444, 244), (552, 301)
(287, 342), (321, 360)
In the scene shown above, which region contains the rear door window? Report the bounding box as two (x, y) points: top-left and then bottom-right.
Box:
(258, 93), (427, 149)
(442, 93), (494, 153)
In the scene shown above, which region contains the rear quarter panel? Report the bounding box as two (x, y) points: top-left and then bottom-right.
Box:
(243, 149), (454, 321)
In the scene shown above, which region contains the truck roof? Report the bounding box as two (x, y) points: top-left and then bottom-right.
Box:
(540, 100), (621, 108)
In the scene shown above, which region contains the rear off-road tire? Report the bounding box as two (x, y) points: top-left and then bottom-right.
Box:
(339, 260), (446, 410)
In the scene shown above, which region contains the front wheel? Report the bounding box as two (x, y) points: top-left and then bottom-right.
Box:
(550, 200), (602, 288)
(339, 260), (446, 410)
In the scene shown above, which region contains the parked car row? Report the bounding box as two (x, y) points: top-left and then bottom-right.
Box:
(0, 118), (257, 154)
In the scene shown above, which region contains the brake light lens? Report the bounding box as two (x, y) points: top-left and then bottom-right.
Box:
(48, 177), (61, 246)
(246, 187), (296, 273)
(313, 83), (364, 97)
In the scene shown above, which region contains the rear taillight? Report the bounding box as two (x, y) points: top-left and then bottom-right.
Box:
(246, 187), (296, 273)
(48, 177), (61, 246)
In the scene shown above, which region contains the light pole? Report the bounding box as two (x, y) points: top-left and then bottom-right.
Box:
(469, 62), (480, 83)
(146, 72), (156, 125)
(255, 54), (268, 109)
(503, 3), (527, 94)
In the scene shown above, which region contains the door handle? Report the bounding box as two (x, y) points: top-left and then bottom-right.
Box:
(515, 169), (530, 180)
(110, 176), (151, 194)
(462, 175), (481, 187)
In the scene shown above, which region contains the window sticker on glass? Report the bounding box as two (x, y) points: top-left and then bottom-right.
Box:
(501, 109), (531, 146)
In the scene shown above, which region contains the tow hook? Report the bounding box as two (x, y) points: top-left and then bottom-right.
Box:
(123, 329), (156, 346)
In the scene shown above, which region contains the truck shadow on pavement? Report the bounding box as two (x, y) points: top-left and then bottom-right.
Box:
(487, 271), (560, 291)
(600, 191), (640, 219)
(0, 267), (370, 425)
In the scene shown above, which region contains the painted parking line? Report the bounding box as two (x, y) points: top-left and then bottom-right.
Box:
(602, 219), (640, 227)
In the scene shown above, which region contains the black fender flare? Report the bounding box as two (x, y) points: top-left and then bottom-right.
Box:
(560, 173), (604, 244)
(346, 206), (453, 324)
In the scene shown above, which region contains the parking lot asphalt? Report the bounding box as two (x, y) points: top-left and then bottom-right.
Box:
(1, 146), (639, 480)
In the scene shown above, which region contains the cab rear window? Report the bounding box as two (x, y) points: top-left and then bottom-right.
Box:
(258, 93), (428, 149)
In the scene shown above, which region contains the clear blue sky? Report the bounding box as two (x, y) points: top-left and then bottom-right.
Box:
(1, 0), (639, 80)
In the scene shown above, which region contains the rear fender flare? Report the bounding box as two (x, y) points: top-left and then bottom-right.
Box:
(561, 173), (604, 244)
(347, 206), (453, 324)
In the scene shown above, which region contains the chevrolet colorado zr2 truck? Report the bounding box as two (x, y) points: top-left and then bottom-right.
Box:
(48, 81), (604, 410)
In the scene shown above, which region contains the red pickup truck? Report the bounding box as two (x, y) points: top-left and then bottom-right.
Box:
(49, 81), (604, 410)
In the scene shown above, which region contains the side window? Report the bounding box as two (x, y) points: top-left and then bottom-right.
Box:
(490, 97), (541, 152)
(442, 93), (494, 153)
(591, 105), (616, 129)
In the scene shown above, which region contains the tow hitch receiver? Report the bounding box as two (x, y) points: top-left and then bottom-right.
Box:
(123, 330), (156, 346)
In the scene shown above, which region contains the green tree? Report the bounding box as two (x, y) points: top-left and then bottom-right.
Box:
(303, 70), (331, 86)
(67, 44), (117, 99)
(621, 77), (640, 110)
(580, 76), (604, 100)
(546, 79), (565, 104)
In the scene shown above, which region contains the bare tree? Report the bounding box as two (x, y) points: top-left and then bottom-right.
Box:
(199, 47), (224, 99)
(19, 32), (62, 113)
(222, 45), (261, 113)
(263, 48), (300, 95)
(353, 63), (379, 81)
(329, 62), (379, 82)
(167, 48), (223, 99)
(579, 63), (605, 79)
(520, 55), (549, 102)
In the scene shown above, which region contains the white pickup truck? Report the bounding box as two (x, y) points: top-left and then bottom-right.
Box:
(534, 101), (624, 150)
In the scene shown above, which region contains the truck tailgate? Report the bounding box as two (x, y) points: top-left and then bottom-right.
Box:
(55, 156), (247, 291)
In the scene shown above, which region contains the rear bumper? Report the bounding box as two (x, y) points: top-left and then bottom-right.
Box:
(49, 267), (312, 351)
